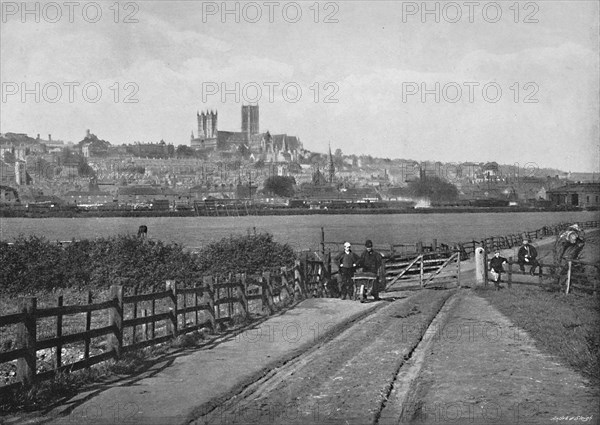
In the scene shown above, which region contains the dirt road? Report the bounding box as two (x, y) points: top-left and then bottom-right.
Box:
(192, 285), (598, 425)
(192, 290), (454, 425)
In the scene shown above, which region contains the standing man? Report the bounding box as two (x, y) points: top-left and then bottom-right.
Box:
(336, 242), (359, 300)
(489, 250), (508, 289)
(517, 239), (539, 275)
(358, 239), (383, 301)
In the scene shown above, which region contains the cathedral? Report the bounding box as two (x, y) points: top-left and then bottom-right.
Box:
(190, 105), (302, 162)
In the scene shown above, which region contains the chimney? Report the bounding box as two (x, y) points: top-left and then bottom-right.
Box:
(48, 134), (52, 142)
(37, 134), (40, 140)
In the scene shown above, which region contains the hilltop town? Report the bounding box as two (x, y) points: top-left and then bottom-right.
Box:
(1, 105), (598, 214)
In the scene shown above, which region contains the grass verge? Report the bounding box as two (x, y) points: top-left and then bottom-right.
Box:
(477, 285), (599, 386)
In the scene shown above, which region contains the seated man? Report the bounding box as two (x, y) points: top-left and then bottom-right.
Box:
(489, 250), (508, 288)
(517, 239), (539, 275)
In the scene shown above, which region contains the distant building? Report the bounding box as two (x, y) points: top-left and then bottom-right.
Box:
(64, 191), (113, 205)
(190, 105), (302, 162)
(0, 185), (19, 203)
(547, 183), (600, 208)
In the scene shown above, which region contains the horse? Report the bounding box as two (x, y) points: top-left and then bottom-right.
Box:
(137, 225), (148, 238)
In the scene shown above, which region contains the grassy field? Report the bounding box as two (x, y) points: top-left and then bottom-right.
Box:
(478, 232), (600, 385)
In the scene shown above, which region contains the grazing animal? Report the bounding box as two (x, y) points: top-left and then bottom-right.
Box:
(137, 225), (148, 238)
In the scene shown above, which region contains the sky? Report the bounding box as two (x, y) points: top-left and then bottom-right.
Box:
(1, 1), (599, 172)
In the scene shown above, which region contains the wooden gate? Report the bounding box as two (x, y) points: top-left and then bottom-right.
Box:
(384, 251), (461, 290)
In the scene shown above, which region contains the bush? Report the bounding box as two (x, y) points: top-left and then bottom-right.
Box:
(196, 232), (296, 277)
(0, 235), (203, 294)
(0, 232), (296, 295)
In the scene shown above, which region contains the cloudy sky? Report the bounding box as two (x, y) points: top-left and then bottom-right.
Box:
(1, 1), (598, 172)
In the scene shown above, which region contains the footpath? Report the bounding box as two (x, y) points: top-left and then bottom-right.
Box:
(381, 291), (599, 425)
(32, 298), (384, 425)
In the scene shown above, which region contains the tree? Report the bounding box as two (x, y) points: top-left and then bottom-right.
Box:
(407, 176), (459, 203)
(176, 145), (195, 157)
(264, 176), (296, 198)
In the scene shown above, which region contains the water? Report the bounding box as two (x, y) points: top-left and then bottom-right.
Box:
(1, 211), (597, 252)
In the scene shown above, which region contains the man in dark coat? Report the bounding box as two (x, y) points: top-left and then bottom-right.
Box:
(358, 239), (383, 301)
(489, 250), (508, 289)
(336, 242), (359, 300)
(517, 239), (539, 275)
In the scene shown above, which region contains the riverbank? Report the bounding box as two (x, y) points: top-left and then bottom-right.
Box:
(0, 205), (587, 219)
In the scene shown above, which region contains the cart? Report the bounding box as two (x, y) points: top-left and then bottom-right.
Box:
(351, 272), (378, 302)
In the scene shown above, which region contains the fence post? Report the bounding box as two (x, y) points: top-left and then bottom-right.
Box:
(237, 273), (248, 318)
(17, 297), (37, 385)
(84, 291), (92, 363)
(262, 271), (275, 314)
(565, 261), (572, 294)
(132, 286), (138, 345)
(194, 281), (199, 327)
(214, 277), (221, 323)
(303, 252), (309, 290)
(142, 309), (149, 340)
(294, 260), (305, 298)
(507, 257), (513, 289)
(166, 280), (178, 337)
(56, 295), (63, 369)
(416, 241), (423, 254)
(280, 267), (291, 300)
(483, 250), (489, 286)
(456, 252), (461, 288)
(432, 239), (437, 251)
(227, 273), (234, 319)
(108, 285), (123, 359)
(203, 276), (216, 332)
(419, 255), (424, 287)
(320, 227), (325, 258)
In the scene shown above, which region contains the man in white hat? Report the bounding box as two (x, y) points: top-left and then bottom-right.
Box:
(336, 242), (359, 300)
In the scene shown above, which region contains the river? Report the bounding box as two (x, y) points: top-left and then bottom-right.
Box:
(1, 211), (597, 252)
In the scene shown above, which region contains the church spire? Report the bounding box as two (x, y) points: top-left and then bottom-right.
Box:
(328, 142), (335, 184)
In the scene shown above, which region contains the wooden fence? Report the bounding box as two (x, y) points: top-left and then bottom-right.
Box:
(499, 257), (600, 295)
(323, 220), (599, 293)
(0, 260), (329, 389)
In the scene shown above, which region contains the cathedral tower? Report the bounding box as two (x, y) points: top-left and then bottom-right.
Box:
(241, 104), (259, 135)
